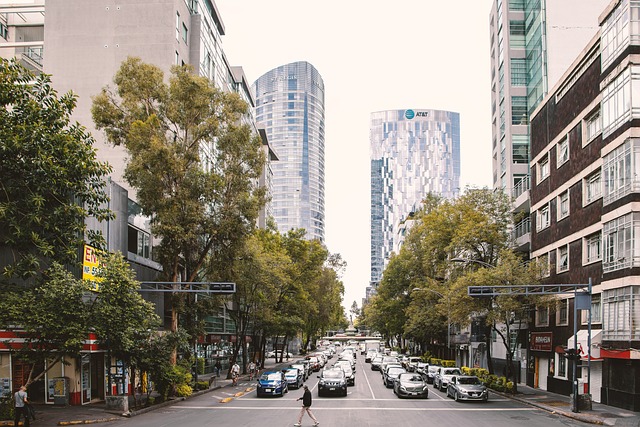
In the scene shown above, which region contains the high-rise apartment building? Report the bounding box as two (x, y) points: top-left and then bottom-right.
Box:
(489, 0), (608, 196)
(369, 109), (460, 285)
(252, 61), (326, 242)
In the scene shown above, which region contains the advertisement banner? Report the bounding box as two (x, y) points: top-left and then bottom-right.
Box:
(82, 244), (104, 291)
(530, 332), (553, 352)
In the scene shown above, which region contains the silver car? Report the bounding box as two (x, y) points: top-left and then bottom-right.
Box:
(433, 367), (462, 391)
(446, 375), (488, 402)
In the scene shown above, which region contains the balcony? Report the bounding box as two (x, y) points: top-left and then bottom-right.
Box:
(512, 175), (530, 212)
(512, 217), (530, 251)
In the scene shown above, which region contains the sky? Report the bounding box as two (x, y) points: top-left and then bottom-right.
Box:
(215, 0), (495, 315)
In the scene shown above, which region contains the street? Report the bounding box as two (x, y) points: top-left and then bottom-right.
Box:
(91, 352), (592, 427)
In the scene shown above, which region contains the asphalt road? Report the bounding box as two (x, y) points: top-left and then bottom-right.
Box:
(96, 351), (592, 427)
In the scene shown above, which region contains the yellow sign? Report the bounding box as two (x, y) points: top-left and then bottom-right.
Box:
(82, 244), (104, 290)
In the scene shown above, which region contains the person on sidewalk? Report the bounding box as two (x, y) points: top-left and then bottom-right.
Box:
(294, 385), (319, 426)
(14, 385), (30, 427)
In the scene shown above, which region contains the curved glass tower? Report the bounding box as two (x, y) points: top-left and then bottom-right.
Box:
(370, 109), (460, 284)
(252, 61), (325, 242)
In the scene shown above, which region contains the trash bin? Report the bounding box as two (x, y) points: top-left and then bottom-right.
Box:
(51, 377), (69, 406)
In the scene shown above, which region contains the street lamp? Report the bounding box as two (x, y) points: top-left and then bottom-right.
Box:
(411, 287), (451, 352)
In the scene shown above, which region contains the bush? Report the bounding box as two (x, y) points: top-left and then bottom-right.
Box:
(194, 381), (209, 391)
(197, 358), (205, 375)
(175, 384), (193, 397)
(0, 393), (13, 421)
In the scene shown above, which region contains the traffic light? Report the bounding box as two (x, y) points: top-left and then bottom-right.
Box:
(562, 347), (580, 361)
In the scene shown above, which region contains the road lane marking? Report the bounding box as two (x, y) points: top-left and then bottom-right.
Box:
(362, 361), (377, 399)
(179, 406), (539, 412)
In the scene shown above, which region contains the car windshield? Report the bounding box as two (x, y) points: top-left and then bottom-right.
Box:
(285, 369), (297, 375)
(261, 373), (282, 380)
(383, 357), (398, 363)
(291, 365), (304, 371)
(400, 374), (423, 382)
(428, 366), (440, 373)
(444, 369), (461, 375)
(323, 370), (345, 379)
(373, 356), (383, 363)
(458, 377), (481, 385)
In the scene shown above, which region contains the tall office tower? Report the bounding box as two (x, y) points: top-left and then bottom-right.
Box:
(369, 109), (460, 285)
(489, 0), (609, 194)
(252, 61), (326, 242)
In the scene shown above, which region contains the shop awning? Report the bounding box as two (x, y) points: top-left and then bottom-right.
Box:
(567, 329), (602, 360)
(599, 348), (640, 359)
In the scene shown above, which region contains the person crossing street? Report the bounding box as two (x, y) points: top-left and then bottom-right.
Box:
(294, 385), (319, 426)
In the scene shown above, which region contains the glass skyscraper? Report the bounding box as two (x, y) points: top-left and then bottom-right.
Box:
(252, 61), (325, 242)
(370, 109), (460, 284)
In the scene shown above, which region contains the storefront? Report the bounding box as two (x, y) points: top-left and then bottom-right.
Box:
(528, 332), (553, 390)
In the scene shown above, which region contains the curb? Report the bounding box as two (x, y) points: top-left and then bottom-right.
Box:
(492, 390), (605, 425)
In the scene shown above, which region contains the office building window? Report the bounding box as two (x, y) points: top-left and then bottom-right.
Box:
(512, 96), (528, 124)
(557, 190), (569, 220)
(601, 66), (639, 138)
(602, 212), (640, 273)
(585, 109), (601, 143)
(537, 203), (550, 231)
(538, 154), (549, 182)
(509, 20), (525, 48)
(509, 0), (525, 10)
(557, 299), (569, 326)
(176, 11), (180, 41)
(557, 137), (569, 166)
(585, 232), (602, 264)
(603, 138), (640, 205)
(511, 58), (526, 86)
(601, 0), (637, 70)
(536, 305), (549, 327)
(584, 170), (602, 205)
(182, 23), (188, 44)
(557, 245), (569, 273)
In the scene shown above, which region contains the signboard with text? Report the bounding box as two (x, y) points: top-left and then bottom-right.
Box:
(530, 332), (553, 352)
(82, 244), (104, 290)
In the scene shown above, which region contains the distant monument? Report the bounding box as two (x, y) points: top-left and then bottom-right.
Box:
(345, 322), (357, 337)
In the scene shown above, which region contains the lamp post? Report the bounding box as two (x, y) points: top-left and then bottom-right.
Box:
(412, 287), (451, 354)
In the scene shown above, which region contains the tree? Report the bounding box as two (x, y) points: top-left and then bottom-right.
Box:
(0, 58), (112, 281)
(92, 57), (266, 362)
(0, 263), (91, 386)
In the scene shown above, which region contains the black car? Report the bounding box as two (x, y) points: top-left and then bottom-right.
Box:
(383, 366), (406, 388)
(317, 368), (348, 397)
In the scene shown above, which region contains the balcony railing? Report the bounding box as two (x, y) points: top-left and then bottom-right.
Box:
(512, 217), (531, 240)
(512, 175), (530, 199)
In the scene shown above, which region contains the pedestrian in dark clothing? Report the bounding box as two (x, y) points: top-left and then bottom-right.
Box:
(214, 361), (222, 377)
(14, 385), (30, 427)
(294, 385), (318, 426)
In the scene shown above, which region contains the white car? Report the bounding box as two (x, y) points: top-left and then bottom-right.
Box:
(434, 367), (462, 391)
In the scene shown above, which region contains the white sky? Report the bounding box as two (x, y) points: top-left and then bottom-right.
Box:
(215, 0), (494, 315)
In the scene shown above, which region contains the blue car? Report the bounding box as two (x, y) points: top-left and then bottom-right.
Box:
(256, 371), (288, 397)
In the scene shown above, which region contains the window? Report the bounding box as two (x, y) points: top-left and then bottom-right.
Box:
(556, 299), (569, 326)
(182, 23), (188, 43)
(557, 245), (569, 273)
(0, 23), (7, 41)
(557, 190), (569, 220)
(585, 232), (602, 264)
(603, 138), (640, 205)
(557, 137), (569, 166)
(601, 66), (633, 138)
(602, 213), (640, 273)
(176, 11), (181, 40)
(556, 352), (567, 378)
(602, 286), (640, 341)
(509, 0), (525, 11)
(584, 170), (602, 205)
(601, 1), (634, 70)
(535, 305), (549, 327)
(538, 155), (549, 181)
(509, 20), (525, 48)
(585, 109), (601, 142)
(512, 96), (528, 125)
(536, 203), (550, 231)
(511, 58), (526, 86)
(582, 294), (602, 324)
(128, 226), (150, 259)
(512, 134), (529, 163)
(175, 51), (180, 65)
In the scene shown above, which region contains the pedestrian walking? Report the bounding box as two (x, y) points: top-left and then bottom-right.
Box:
(214, 360), (222, 377)
(294, 385), (319, 426)
(14, 385), (30, 427)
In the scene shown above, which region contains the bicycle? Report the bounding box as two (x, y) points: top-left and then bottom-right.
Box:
(232, 372), (239, 386)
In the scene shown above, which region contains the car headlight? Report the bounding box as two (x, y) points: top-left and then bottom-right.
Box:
(399, 386), (407, 391)
(319, 380), (326, 386)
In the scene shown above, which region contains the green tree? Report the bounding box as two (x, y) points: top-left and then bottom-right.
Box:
(92, 57), (266, 362)
(0, 58), (112, 281)
(0, 263), (91, 386)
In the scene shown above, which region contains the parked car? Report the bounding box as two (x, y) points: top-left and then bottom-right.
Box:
(433, 367), (462, 391)
(446, 375), (488, 402)
(283, 367), (304, 389)
(383, 366), (406, 388)
(393, 373), (429, 399)
(317, 368), (348, 397)
(334, 362), (355, 386)
(371, 355), (384, 371)
(425, 365), (441, 384)
(256, 371), (288, 397)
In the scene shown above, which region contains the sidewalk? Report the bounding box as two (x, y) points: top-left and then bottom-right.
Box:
(0, 357), (290, 427)
(493, 384), (640, 426)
